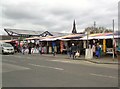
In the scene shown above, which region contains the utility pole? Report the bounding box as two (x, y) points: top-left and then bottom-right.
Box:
(113, 19), (115, 59)
(94, 21), (96, 33)
(87, 30), (89, 48)
(94, 21), (96, 28)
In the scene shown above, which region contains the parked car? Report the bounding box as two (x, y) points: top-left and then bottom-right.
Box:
(0, 42), (14, 54)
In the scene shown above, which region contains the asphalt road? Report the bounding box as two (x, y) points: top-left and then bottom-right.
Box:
(1, 53), (118, 87)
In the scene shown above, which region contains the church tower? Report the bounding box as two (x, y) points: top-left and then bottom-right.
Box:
(72, 20), (77, 34)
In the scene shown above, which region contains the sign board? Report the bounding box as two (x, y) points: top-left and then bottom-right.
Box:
(85, 49), (93, 59)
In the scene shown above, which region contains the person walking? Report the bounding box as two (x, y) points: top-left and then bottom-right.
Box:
(52, 42), (56, 56)
(67, 46), (72, 58)
(71, 43), (77, 59)
(92, 44), (96, 56)
(95, 43), (101, 58)
(53, 46), (56, 56)
(22, 44), (26, 55)
(38, 45), (42, 55)
(28, 41), (32, 54)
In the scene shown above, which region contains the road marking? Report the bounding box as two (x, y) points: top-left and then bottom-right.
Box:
(90, 73), (117, 79)
(2, 63), (30, 73)
(50, 60), (72, 63)
(13, 55), (23, 58)
(3, 59), (18, 63)
(13, 55), (33, 60)
(28, 63), (64, 71)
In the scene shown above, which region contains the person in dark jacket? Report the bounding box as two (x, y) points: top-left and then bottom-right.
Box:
(22, 44), (26, 55)
(52, 42), (56, 56)
(28, 41), (32, 54)
(71, 43), (77, 59)
(67, 46), (72, 58)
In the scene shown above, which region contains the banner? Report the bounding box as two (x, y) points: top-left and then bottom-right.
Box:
(60, 41), (64, 53)
(103, 39), (106, 53)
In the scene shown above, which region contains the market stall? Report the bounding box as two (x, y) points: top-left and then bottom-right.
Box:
(80, 32), (120, 55)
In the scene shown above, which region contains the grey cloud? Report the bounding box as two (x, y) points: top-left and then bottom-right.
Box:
(1, 0), (119, 35)
(3, 6), (37, 20)
(2, 22), (15, 27)
(49, 7), (72, 16)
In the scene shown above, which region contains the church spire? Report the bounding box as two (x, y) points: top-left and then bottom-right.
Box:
(72, 20), (77, 34)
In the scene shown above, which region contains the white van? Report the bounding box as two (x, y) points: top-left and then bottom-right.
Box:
(0, 42), (14, 54)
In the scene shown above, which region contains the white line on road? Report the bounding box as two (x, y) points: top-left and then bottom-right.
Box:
(51, 60), (68, 62)
(90, 73), (117, 79)
(2, 63), (30, 73)
(13, 55), (23, 58)
(13, 55), (34, 60)
(3, 59), (18, 63)
(28, 63), (64, 71)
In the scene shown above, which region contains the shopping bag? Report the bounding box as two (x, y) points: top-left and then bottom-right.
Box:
(75, 51), (80, 57)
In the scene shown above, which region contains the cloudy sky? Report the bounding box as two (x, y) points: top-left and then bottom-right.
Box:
(0, 0), (119, 35)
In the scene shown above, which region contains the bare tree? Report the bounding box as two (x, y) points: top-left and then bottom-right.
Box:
(84, 26), (112, 34)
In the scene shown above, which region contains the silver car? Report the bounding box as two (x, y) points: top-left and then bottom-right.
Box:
(0, 42), (14, 54)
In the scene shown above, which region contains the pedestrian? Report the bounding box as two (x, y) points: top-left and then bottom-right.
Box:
(71, 43), (77, 59)
(67, 46), (72, 58)
(28, 45), (32, 54)
(92, 44), (96, 56)
(99, 45), (102, 57)
(52, 42), (56, 56)
(38, 45), (42, 55)
(95, 43), (101, 58)
(28, 41), (32, 54)
(75, 44), (80, 58)
(52, 46), (56, 56)
(22, 44), (26, 55)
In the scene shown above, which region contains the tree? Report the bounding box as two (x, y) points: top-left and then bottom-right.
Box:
(84, 26), (112, 34)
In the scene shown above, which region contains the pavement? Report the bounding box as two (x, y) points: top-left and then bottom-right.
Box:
(41, 54), (119, 65)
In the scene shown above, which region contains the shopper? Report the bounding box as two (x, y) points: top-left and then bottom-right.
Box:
(95, 43), (101, 58)
(92, 44), (96, 56)
(22, 44), (26, 55)
(28, 41), (32, 54)
(67, 46), (72, 58)
(38, 45), (42, 55)
(52, 42), (56, 56)
(71, 43), (77, 59)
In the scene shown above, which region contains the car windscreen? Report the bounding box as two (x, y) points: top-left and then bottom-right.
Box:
(2, 43), (12, 47)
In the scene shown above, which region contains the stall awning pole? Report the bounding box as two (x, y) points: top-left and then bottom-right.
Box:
(87, 30), (89, 48)
(113, 19), (115, 59)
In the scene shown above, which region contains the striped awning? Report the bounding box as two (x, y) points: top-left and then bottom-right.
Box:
(80, 33), (120, 40)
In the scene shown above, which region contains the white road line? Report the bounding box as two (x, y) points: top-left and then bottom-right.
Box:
(13, 55), (23, 58)
(3, 59), (18, 63)
(50, 60), (71, 63)
(90, 73), (117, 79)
(2, 63), (30, 73)
(26, 57), (33, 59)
(28, 63), (64, 71)
(13, 55), (32, 60)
